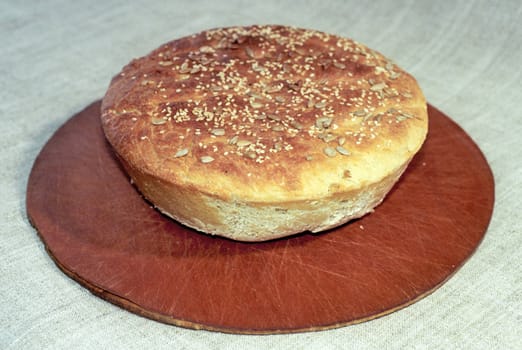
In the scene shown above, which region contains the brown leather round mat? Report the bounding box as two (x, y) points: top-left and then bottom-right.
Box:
(26, 101), (494, 334)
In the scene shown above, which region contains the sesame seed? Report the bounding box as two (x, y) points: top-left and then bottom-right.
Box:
(336, 145), (350, 156)
(323, 147), (337, 157)
(199, 45), (215, 53)
(290, 120), (303, 130)
(179, 62), (190, 73)
(174, 148), (189, 157)
(211, 128), (225, 136)
(390, 71), (401, 79)
(370, 82), (386, 91)
(375, 66), (386, 74)
(236, 140), (252, 147)
(245, 46), (255, 58)
(315, 117), (333, 129)
(252, 63), (264, 72)
(314, 101), (327, 109)
(266, 84), (282, 93)
(250, 100), (264, 109)
(151, 118), (166, 125)
(333, 61), (346, 69)
(200, 156), (214, 163)
(245, 151), (257, 159)
(228, 135), (239, 145)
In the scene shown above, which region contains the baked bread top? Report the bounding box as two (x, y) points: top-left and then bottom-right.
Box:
(101, 25), (427, 203)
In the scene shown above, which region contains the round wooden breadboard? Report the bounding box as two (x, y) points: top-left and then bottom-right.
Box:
(26, 101), (494, 334)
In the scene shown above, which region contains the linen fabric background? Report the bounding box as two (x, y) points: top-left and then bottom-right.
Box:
(1, 0), (520, 349)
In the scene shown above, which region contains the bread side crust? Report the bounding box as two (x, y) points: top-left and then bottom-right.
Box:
(120, 154), (410, 241)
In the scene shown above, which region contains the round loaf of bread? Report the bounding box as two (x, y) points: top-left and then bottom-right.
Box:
(101, 25), (428, 242)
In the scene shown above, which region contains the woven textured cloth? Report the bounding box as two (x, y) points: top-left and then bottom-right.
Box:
(1, 0), (520, 348)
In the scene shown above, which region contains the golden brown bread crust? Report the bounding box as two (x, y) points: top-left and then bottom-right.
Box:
(101, 25), (428, 241)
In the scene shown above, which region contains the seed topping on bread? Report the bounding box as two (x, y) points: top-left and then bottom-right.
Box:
(106, 25), (420, 166)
